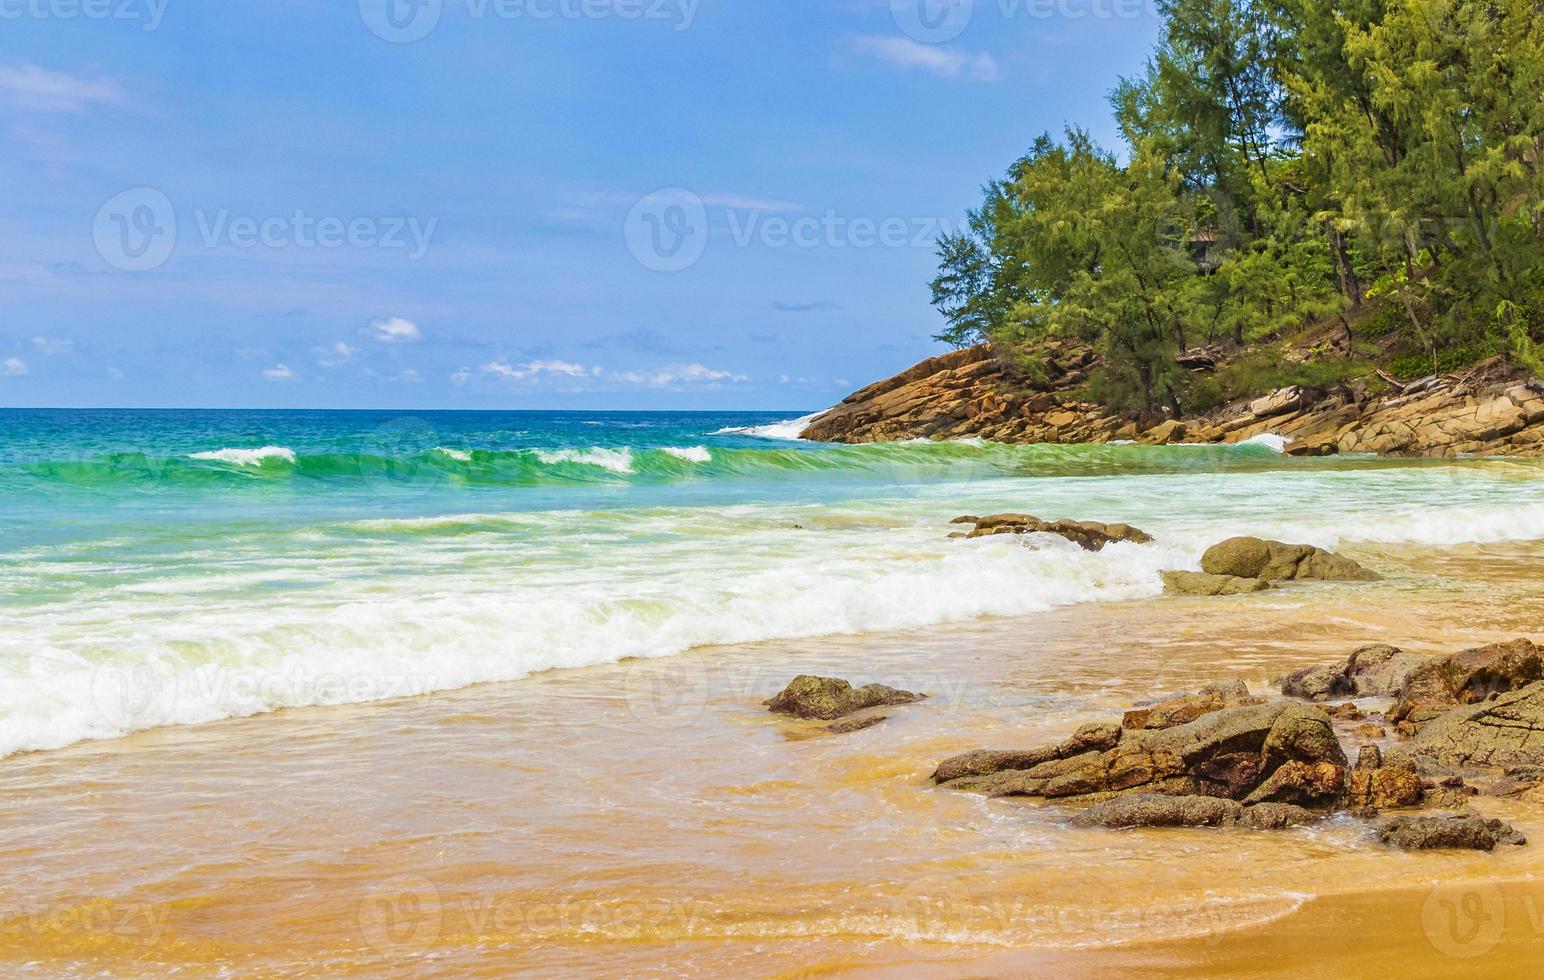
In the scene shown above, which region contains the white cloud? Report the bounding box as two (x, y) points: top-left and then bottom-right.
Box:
(263, 364), (296, 381)
(315, 340), (359, 366)
(483, 359), (594, 382)
(1, 357), (29, 376)
(700, 193), (803, 213)
(107, 366), (125, 379)
(850, 36), (1000, 81)
(0, 64), (124, 112)
(31, 336), (72, 355)
(369, 317), (422, 343)
(613, 363), (750, 387)
(0, 262), (63, 284)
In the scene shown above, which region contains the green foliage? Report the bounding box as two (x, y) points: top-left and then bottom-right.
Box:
(929, 0), (1544, 412)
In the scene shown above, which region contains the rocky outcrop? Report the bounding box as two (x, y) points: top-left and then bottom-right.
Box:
(1279, 643), (1427, 700)
(934, 701), (1348, 808)
(1122, 680), (1262, 731)
(949, 514), (1153, 550)
(1200, 536), (1380, 582)
(1377, 814), (1526, 851)
(930, 723), (1120, 784)
(801, 345), (1544, 457)
(1347, 745), (1424, 813)
(765, 676), (926, 721)
(1161, 571), (1273, 596)
(1068, 794), (1317, 830)
(1398, 681), (1544, 770)
(1276, 638), (1543, 718)
(1389, 638), (1544, 723)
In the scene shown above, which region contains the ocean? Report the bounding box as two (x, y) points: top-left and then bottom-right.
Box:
(4, 407), (1544, 760)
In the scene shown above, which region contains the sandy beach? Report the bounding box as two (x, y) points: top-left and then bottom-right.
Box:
(5, 537), (1543, 977)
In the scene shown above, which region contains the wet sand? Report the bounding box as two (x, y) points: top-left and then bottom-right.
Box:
(3, 539), (1544, 977)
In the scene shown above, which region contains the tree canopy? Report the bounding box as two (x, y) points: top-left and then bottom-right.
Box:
(931, 0), (1544, 419)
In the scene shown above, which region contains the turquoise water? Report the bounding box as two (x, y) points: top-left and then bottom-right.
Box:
(3, 407), (1544, 758)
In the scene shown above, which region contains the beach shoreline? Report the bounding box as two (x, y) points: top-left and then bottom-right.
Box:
(5, 535), (1544, 976)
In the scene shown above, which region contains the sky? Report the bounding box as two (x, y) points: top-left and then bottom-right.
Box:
(1, 0), (1161, 410)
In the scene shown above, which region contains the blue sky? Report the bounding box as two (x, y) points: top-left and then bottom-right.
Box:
(2, 0), (1160, 409)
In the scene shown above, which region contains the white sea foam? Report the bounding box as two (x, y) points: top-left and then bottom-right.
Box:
(435, 447), (473, 462)
(10, 459), (1544, 759)
(188, 446), (297, 466)
(661, 446), (712, 463)
(531, 447), (635, 473)
(714, 412), (821, 440)
(0, 517), (1185, 759)
(1236, 433), (1290, 453)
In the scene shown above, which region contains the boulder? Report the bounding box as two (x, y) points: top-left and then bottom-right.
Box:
(930, 723), (1119, 784)
(765, 675), (926, 721)
(953, 514), (1153, 551)
(1378, 814), (1526, 852)
(1070, 794), (1241, 829)
(1123, 680), (1263, 730)
(1200, 536), (1380, 582)
(1278, 643), (1428, 700)
(826, 714), (888, 734)
(1346, 745), (1423, 812)
(1399, 681), (1544, 769)
(1236, 802), (1319, 830)
(1279, 663), (1354, 701)
(1390, 638), (1544, 721)
(1068, 794), (1318, 830)
(1161, 571), (1273, 596)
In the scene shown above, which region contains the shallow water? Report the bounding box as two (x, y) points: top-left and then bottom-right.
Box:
(5, 411), (1544, 974)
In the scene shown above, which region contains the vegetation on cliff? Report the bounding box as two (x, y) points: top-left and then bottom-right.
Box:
(930, 0), (1544, 422)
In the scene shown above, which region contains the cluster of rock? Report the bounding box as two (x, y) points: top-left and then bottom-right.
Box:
(764, 634), (1543, 851)
(943, 518), (1381, 600)
(926, 636), (1544, 850)
(800, 343), (1544, 457)
(1162, 535), (1380, 596)
(947, 514), (1153, 551)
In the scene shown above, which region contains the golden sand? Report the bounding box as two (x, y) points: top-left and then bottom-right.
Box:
(3, 539), (1544, 976)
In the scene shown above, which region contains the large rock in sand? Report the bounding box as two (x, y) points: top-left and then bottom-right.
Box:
(765, 675), (926, 721)
(1201, 536), (1380, 582)
(1069, 794), (1318, 830)
(1278, 643), (1428, 700)
(935, 701), (1347, 807)
(1398, 681), (1544, 769)
(952, 514), (1152, 551)
(1390, 638), (1544, 722)
(1378, 814), (1526, 852)
(1161, 571), (1273, 596)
